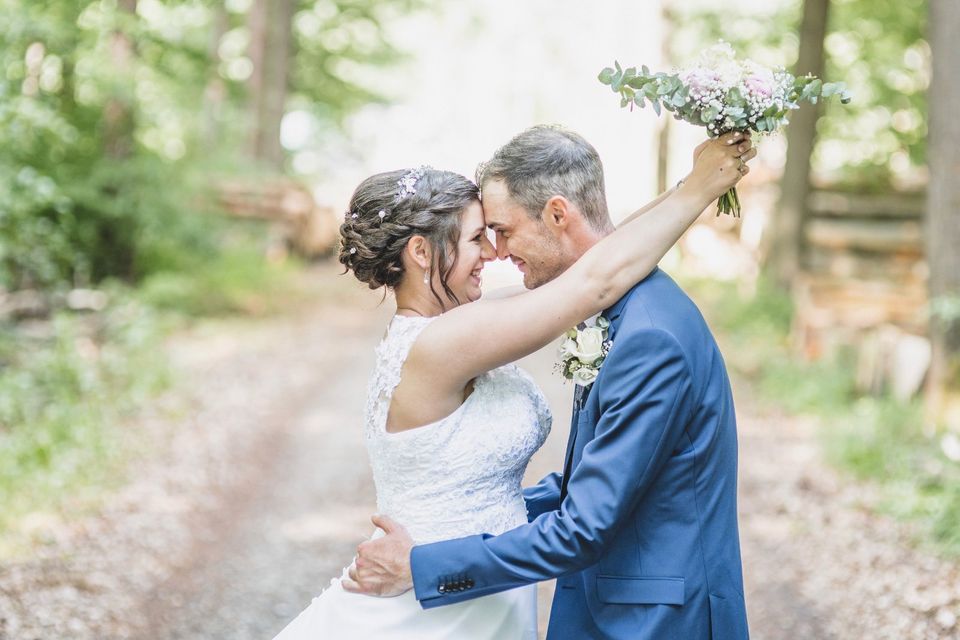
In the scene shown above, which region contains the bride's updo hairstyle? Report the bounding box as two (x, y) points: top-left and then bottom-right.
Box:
(338, 168), (480, 306)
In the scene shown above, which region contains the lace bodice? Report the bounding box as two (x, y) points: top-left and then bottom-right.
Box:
(364, 315), (552, 544)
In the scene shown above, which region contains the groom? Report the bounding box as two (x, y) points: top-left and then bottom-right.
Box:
(345, 125), (752, 639)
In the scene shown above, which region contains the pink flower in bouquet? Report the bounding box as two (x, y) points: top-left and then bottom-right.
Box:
(683, 68), (721, 95)
(744, 74), (773, 99)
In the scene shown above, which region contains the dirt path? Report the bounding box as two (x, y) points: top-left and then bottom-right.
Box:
(1, 263), (958, 639)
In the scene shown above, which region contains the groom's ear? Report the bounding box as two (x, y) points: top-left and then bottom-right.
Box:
(541, 195), (573, 234)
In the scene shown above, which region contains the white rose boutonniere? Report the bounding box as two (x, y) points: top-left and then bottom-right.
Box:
(555, 316), (613, 387)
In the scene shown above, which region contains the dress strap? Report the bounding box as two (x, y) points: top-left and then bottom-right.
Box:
(366, 315), (437, 435)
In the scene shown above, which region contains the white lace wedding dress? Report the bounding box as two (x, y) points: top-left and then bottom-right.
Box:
(271, 315), (552, 640)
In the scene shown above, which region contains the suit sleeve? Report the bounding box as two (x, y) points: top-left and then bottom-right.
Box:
(522, 472), (562, 522)
(411, 328), (695, 608)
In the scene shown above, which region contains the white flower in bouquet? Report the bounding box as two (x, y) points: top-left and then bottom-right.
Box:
(599, 41), (851, 217)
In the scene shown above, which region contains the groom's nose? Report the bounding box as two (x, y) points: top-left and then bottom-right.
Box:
(495, 235), (510, 260)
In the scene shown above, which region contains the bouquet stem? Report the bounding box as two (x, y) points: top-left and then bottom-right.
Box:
(716, 187), (741, 217)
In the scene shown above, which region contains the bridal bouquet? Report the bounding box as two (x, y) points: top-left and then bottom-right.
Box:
(599, 41), (851, 216)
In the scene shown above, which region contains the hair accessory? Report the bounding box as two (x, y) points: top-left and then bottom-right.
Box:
(376, 166), (430, 224)
(349, 247), (357, 254)
(396, 166), (430, 201)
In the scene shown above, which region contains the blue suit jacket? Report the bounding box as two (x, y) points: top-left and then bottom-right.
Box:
(410, 269), (749, 640)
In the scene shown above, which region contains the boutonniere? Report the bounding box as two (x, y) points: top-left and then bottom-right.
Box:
(555, 316), (613, 387)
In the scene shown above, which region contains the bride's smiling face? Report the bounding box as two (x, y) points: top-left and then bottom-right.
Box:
(439, 201), (496, 304)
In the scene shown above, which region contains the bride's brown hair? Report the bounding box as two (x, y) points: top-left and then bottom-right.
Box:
(338, 169), (480, 307)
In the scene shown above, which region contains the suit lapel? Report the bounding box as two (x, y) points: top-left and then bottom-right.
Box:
(558, 297), (632, 499)
(560, 383), (591, 498)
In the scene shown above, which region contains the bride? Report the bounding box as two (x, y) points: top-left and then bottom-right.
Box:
(271, 130), (753, 639)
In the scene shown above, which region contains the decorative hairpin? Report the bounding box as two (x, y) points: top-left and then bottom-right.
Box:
(374, 166), (430, 225)
(396, 165), (430, 201)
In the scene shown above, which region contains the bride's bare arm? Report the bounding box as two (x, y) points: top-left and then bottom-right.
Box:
(410, 133), (755, 390)
(480, 285), (527, 300)
(616, 186), (678, 228)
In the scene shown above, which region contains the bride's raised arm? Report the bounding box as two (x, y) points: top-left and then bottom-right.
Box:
(412, 133), (753, 389)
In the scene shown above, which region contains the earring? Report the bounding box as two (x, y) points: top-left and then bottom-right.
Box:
(423, 270), (430, 285)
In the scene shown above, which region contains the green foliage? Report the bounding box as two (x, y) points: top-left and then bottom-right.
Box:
(0, 299), (169, 542)
(688, 277), (960, 555)
(137, 246), (303, 317)
(817, 0), (928, 187)
(0, 0), (422, 292)
(825, 398), (960, 554)
(290, 0), (427, 125)
(0, 0), (218, 290)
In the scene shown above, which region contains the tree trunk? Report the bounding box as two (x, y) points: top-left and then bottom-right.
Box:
(765, 0), (830, 289)
(104, 0), (137, 159)
(925, 0), (960, 428)
(656, 3), (675, 196)
(202, 2), (230, 147)
(247, 0), (295, 170)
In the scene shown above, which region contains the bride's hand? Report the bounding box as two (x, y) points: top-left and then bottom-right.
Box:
(682, 132), (756, 202)
(342, 514), (414, 597)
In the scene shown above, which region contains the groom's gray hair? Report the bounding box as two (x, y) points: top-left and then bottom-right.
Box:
(477, 125), (612, 232)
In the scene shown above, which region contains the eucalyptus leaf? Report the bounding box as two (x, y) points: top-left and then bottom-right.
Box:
(611, 72), (624, 92)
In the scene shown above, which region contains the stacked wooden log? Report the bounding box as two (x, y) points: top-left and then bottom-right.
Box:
(216, 179), (339, 259)
(793, 189), (929, 398)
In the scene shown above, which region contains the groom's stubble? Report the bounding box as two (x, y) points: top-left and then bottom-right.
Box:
(522, 223), (569, 289)
(525, 220), (609, 290)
